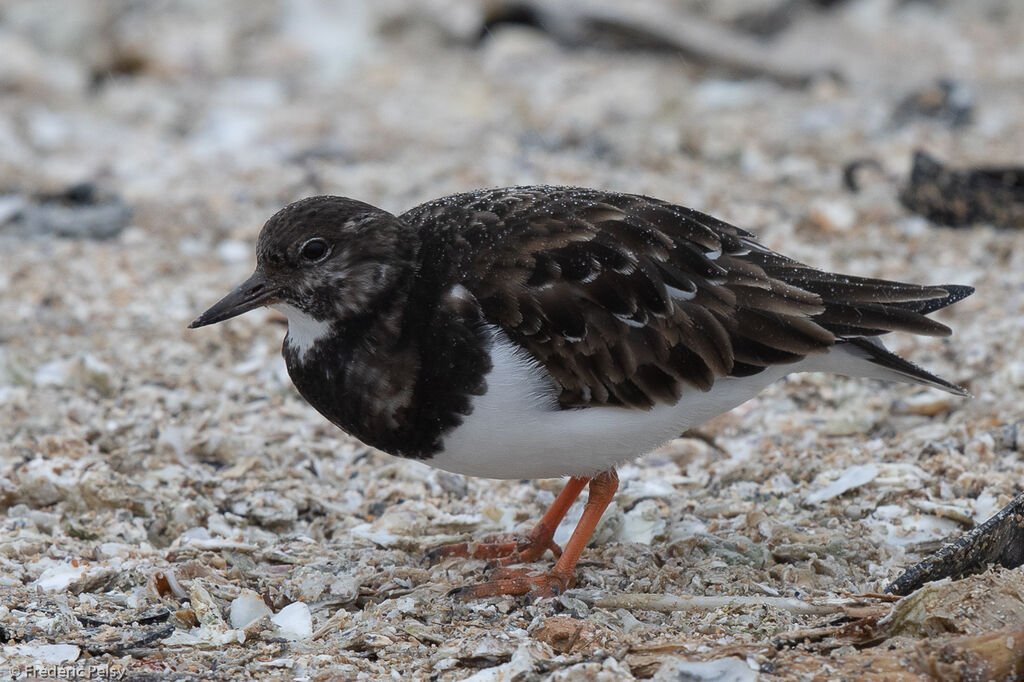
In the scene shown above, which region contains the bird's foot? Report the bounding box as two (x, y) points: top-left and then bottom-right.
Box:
(425, 528), (562, 567)
(447, 567), (574, 600)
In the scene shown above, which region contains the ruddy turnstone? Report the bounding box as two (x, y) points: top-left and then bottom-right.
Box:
(190, 186), (972, 598)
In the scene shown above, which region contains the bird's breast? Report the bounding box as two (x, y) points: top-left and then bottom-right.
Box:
(280, 304), (493, 461)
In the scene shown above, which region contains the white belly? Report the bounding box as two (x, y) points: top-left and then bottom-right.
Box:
(432, 330), (794, 479)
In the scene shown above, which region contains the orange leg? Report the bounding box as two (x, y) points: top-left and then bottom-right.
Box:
(426, 476), (589, 565)
(449, 469), (619, 600)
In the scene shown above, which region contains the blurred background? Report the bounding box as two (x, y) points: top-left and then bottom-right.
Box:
(1, 0), (1023, 678)
(2, 0), (1022, 229)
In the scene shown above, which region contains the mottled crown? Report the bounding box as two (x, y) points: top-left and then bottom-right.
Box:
(255, 195), (418, 320)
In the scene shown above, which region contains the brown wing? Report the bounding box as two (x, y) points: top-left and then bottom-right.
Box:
(403, 186), (964, 409)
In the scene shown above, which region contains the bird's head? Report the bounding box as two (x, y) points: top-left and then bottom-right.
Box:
(189, 196), (416, 330)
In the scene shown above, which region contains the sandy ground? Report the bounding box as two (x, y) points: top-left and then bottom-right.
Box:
(1, 0), (1023, 679)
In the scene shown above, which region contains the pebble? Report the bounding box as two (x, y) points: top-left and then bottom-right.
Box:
(807, 199), (857, 232)
(230, 590), (273, 630)
(0, 195), (26, 225)
(892, 392), (954, 416)
(617, 499), (667, 545)
(652, 656), (757, 682)
(216, 240), (252, 264)
(805, 464), (880, 505)
(9, 643), (80, 665)
(271, 602), (313, 641)
(17, 196), (131, 240)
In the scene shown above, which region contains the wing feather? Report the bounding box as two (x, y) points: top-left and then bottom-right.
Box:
(402, 186), (969, 409)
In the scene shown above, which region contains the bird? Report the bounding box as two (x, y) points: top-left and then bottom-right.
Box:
(189, 185), (972, 599)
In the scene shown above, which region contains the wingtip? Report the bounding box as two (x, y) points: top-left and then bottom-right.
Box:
(944, 382), (973, 398)
(939, 284), (975, 304)
(842, 337), (972, 397)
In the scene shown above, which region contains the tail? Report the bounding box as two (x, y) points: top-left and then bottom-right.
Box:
(794, 281), (973, 395)
(792, 273), (974, 338)
(885, 283), (974, 314)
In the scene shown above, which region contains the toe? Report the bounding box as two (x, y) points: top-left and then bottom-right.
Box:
(423, 542), (469, 565)
(447, 570), (574, 601)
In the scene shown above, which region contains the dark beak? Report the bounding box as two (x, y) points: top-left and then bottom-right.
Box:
(189, 271), (280, 328)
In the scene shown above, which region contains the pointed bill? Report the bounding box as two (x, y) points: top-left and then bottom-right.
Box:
(189, 271), (280, 328)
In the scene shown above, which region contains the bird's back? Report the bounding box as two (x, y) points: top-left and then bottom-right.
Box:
(401, 185), (971, 410)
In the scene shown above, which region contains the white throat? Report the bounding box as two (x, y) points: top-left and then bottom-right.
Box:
(273, 304), (332, 361)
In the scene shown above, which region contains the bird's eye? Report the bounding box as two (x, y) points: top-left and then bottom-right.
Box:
(299, 238), (330, 263)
